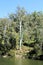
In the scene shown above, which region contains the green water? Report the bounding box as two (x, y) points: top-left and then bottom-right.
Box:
(0, 57), (43, 65)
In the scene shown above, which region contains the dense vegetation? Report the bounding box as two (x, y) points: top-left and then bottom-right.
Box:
(0, 7), (43, 60)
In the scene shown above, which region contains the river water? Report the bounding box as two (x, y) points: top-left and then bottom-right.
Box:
(0, 56), (43, 65)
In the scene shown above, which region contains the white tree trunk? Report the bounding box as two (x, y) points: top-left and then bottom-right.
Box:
(20, 21), (22, 50)
(4, 25), (7, 37)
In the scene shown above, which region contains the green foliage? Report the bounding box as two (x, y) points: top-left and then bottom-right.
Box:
(0, 7), (43, 56)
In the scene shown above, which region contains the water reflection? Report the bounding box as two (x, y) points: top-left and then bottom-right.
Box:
(0, 57), (43, 65)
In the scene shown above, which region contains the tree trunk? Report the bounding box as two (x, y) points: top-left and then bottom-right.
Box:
(20, 21), (22, 50)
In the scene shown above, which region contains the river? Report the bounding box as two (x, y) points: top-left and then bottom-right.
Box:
(0, 56), (43, 65)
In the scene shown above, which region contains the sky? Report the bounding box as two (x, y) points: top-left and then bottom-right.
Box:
(0, 0), (43, 18)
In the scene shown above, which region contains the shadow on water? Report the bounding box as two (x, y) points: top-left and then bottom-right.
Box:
(0, 56), (43, 65)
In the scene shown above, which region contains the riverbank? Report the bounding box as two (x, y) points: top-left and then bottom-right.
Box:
(8, 45), (33, 59)
(0, 45), (43, 60)
(0, 45), (33, 58)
